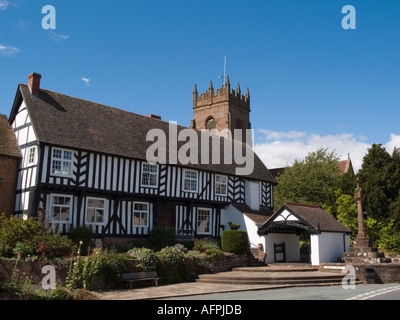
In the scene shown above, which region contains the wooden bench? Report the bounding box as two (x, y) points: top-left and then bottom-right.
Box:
(122, 271), (161, 289)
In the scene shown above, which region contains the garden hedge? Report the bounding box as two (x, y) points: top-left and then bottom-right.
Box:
(221, 230), (249, 254)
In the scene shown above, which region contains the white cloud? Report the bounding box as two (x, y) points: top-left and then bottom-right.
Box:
(384, 133), (400, 154)
(0, 1), (10, 10)
(0, 44), (20, 57)
(81, 77), (90, 86)
(258, 129), (306, 141)
(254, 130), (372, 173)
(48, 30), (70, 42)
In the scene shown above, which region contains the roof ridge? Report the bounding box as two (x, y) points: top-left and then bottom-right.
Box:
(284, 201), (320, 209)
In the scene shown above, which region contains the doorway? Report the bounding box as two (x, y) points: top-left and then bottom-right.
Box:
(154, 203), (175, 229)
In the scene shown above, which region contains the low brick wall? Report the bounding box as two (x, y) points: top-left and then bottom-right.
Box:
(208, 253), (250, 273)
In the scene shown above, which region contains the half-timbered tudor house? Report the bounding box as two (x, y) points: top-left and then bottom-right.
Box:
(8, 73), (277, 244)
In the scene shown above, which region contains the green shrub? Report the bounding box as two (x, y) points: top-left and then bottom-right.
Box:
(45, 287), (74, 300)
(193, 238), (219, 252)
(68, 226), (94, 256)
(66, 247), (129, 290)
(71, 288), (99, 300)
(203, 248), (223, 258)
(0, 215), (44, 258)
(221, 230), (249, 254)
(127, 247), (159, 271)
(158, 246), (185, 265)
(34, 230), (75, 260)
(13, 241), (35, 260)
(228, 221), (241, 230)
(157, 246), (186, 284)
(148, 227), (176, 250)
(378, 232), (400, 254)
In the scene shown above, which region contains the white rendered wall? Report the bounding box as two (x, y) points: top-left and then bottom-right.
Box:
(263, 233), (300, 264)
(310, 232), (350, 265)
(245, 180), (260, 210)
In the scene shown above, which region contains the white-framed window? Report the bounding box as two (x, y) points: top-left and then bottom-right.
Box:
(28, 146), (36, 165)
(215, 174), (228, 196)
(51, 148), (73, 176)
(141, 163), (158, 188)
(133, 202), (149, 227)
(183, 169), (198, 193)
(197, 208), (212, 235)
(86, 197), (106, 225)
(50, 194), (72, 223)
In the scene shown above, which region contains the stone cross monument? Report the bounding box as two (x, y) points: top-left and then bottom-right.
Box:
(355, 178), (366, 237)
(353, 178), (373, 247)
(343, 179), (388, 264)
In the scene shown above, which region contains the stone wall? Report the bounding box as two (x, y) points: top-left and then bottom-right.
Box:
(0, 253), (251, 290)
(353, 263), (400, 284)
(0, 259), (69, 286)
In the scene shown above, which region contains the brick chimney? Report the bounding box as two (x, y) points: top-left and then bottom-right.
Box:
(28, 73), (42, 95)
(146, 114), (161, 120)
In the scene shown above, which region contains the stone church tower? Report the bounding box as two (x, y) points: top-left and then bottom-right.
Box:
(190, 75), (251, 145)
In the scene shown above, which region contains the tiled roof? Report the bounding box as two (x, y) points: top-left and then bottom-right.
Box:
(12, 84), (277, 183)
(259, 202), (351, 234)
(0, 114), (21, 158)
(231, 203), (274, 223)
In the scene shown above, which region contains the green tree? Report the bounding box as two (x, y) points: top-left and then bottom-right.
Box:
(274, 148), (341, 210)
(357, 144), (400, 222)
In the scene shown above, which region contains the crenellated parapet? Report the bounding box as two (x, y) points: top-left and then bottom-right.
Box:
(193, 75), (250, 110)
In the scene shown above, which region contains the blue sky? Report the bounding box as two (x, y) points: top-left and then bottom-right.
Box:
(1, 0), (399, 171)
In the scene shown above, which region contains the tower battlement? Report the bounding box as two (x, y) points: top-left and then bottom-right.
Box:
(191, 75), (251, 145)
(193, 75), (250, 110)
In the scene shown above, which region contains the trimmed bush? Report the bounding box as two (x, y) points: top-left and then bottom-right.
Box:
(221, 230), (249, 254)
(148, 227), (176, 250)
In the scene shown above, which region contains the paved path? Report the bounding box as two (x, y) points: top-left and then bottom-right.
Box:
(95, 265), (344, 300)
(95, 282), (290, 300)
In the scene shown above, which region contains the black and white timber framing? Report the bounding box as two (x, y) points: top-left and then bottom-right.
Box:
(8, 80), (277, 240)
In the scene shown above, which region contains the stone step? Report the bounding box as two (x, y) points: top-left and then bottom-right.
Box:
(197, 271), (345, 286)
(233, 265), (318, 273)
(343, 251), (385, 258)
(343, 257), (392, 264)
(348, 247), (379, 253)
(196, 278), (345, 286)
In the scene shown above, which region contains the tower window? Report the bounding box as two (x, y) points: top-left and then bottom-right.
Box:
(206, 118), (216, 130)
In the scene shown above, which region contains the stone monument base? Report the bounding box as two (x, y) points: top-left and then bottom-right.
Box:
(343, 237), (391, 264)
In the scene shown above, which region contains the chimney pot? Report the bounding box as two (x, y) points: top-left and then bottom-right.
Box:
(28, 73), (42, 95)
